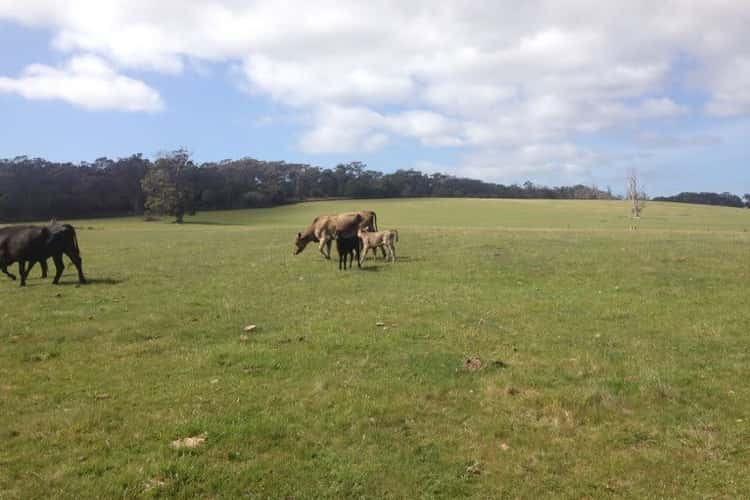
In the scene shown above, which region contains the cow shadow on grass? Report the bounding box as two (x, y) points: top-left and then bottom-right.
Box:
(361, 255), (422, 264)
(357, 265), (381, 272)
(391, 255), (422, 263)
(181, 221), (246, 227)
(56, 277), (124, 286)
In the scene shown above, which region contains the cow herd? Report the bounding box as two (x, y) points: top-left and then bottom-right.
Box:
(0, 222), (86, 287)
(1, 210), (392, 287)
(293, 210), (399, 270)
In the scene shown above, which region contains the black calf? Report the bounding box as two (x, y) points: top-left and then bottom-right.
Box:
(336, 236), (361, 270)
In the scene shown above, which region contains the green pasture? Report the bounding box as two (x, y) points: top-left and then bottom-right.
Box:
(1, 199), (749, 498)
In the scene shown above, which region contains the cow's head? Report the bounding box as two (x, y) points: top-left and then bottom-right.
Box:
(293, 232), (307, 255)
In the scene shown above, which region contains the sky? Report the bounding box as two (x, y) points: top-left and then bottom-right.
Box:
(0, 1), (748, 196)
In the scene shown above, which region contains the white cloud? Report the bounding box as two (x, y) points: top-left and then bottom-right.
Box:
(0, 55), (164, 112)
(705, 57), (750, 117)
(458, 143), (606, 184)
(300, 105), (463, 153)
(1, 0), (749, 179)
(635, 132), (722, 149)
(299, 105), (387, 153)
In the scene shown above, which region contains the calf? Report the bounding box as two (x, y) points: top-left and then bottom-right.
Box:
(336, 235), (361, 270)
(358, 228), (398, 265)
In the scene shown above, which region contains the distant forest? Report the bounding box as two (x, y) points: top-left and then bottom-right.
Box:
(0, 154), (747, 221)
(653, 191), (750, 208)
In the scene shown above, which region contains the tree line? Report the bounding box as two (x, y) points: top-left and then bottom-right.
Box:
(652, 191), (750, 209)
(0, 150), (618, 222)
(1, 150), (746, 222)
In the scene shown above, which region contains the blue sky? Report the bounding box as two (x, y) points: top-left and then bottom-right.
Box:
(1, 2), (748, 196)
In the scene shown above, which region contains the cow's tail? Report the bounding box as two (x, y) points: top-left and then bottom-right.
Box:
(373, 212), (378, 232)
(393, 229), (399, 242)
(65, 224), (80, 254)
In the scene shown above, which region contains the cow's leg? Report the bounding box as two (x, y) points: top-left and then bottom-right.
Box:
(319, 239), (328, 260)
(354, 244), (361, 269)
(40, 259), (48, 279)
(64, 248), (86, 284)
(389, 242), (396, 262)
(320, 238), (332, 260)
(379, 246), (387, 259)
(18, 260), (27, 287)
(1, 264), (16, 281)
(52, 254), (65, 284)
(359, 243), (368, 267)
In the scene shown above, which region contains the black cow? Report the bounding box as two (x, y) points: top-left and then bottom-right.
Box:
(336, 235), (361, 270)
(0, 226), (48, 280)
(0, 224), (86, 286)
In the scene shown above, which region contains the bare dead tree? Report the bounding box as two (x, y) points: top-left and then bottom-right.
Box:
(627, 170), (647, 219)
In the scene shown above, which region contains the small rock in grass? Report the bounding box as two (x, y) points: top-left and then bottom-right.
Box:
(144, 478), (167, 491)
(170, 433), (207, 449)
(464, 357), (484, 372)
(375, 321), (385, 327)
(506, 386), (520, 396)
(244, 324), (257, 332)
(500, 442), (510, 451)
(210, 378), (219, 384)
(466, 461), (482, 475)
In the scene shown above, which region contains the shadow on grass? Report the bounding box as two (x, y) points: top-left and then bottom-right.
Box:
(57, 277), (124, 286)
(181, 221), (246, 226)
(366, 255), (422, 263)
(357, 266), (382, 272)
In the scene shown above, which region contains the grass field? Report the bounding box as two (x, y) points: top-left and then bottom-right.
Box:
(1, 198), (749, 498)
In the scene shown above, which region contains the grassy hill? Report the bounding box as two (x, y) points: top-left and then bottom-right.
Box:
(2, 199), (749, 498)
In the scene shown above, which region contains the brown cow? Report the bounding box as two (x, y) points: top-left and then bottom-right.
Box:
(294, 213), (364, 259)
(344, 210), (378, 232)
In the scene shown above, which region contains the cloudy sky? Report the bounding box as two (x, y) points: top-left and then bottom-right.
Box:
(1, 1), (748, 195)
